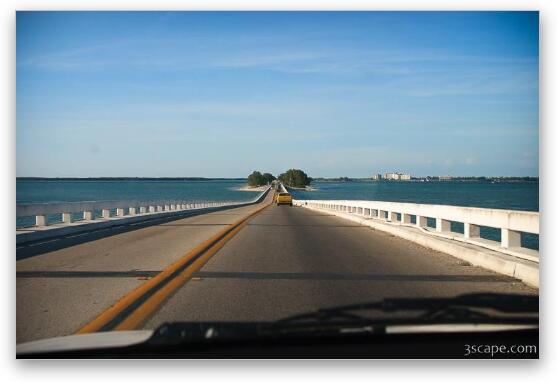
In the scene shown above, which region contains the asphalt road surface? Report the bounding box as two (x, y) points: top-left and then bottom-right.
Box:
(16, 193), (273, 343)
(142, 203), (536, 329)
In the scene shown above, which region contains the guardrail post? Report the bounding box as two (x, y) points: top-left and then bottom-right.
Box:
(116, 208), (125, 217)
(416, 215), (427, 227)
(401, 213), (411, 224)
(129, 207), (137, 215)
(379, 210), (388, 220)
(62, 212), (73, 224)
(36, 215), (47, 227)
(83, 210), (94, 221)
(436, 218), (450, 232)
(157, 205), (163, 212)
(501, 228), (521, 248)
(464, 223), (480, 239)
(140, 207), (147, 214)
(102, 209), (111, 219)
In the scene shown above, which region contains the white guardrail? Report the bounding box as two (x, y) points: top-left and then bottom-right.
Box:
(16, 187), (271, 243)
(18, 199), (240, 227)
(293, 199), (539, 262)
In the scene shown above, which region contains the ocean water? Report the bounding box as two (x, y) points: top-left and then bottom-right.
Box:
(290, 181), (539, 212)
(290, 181), (539, 250)
(16, 179), (257, 204)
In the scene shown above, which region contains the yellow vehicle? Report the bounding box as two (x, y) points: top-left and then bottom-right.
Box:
(275, 192), (293, 206)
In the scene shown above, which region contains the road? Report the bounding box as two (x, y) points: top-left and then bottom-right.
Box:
(16, 191), (536, 343)
(16, 193), (274, 343)
(142, 201), (536, 328)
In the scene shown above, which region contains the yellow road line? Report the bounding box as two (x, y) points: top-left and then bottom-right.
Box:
(76, 196), (273, 334)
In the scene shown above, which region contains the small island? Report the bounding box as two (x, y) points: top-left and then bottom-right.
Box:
(239, 169), (314, 191)
(278, 169), (313, 190)
(237, 171), (276, 191)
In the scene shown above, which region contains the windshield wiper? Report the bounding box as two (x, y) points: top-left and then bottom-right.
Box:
(269, 293), (538, 331)
(146, 293), (538, 344)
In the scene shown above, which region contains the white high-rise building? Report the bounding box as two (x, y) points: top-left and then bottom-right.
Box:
(384, 172), (411, 181)
(384, 172), (399, 180)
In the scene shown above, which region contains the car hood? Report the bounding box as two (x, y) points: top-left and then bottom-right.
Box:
(17, 330), (153, 356)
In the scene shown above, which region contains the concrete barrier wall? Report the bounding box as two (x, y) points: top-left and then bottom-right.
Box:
(293, 199), (539, 263)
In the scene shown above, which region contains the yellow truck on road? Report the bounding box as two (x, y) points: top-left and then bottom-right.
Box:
(275, 192), (293, 206)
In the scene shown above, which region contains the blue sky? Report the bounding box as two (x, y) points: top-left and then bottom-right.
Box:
(16, 11), (539, 177)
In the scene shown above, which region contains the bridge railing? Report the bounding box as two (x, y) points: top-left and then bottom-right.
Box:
(17, 187), (270, 228)
(293, 199), (539, 262)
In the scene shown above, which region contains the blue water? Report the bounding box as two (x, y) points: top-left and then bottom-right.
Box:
(290, 181), (538, 212)
(290, 181), (539, 250)
(16, 179), (257, 204)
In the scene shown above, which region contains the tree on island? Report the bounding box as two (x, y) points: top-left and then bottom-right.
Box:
(247, 171), (275, 187)
(278, 169), (312, 188)
(262, 173), (276, 184)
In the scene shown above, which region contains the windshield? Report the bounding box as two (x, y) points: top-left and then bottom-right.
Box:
(15, 11), (539, 360)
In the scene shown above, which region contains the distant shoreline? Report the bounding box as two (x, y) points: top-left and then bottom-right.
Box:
(16, 177), (538, 183)
(312, 178), (538, 183)
(17, 177), (246, 181)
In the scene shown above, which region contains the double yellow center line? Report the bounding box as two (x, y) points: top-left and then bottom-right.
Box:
(77, 193), (274, 334)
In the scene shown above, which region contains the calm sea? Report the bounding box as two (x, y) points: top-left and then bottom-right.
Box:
(290, 181), (538, 212)
(16, 179), (257, 205)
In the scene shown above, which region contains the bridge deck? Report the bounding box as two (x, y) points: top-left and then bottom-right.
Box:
(142, 203), (536, 329)
(16, 192), (536, 343)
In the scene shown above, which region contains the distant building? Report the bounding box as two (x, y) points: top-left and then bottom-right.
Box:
(384, 172), (411, 181)
(371, 173), (382, 180)
(384, 172), (398, 180)
(439, 175), (453, 181)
